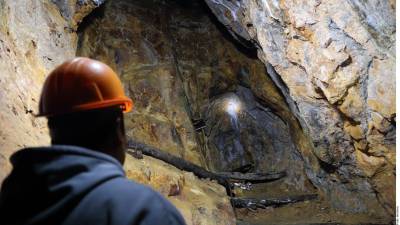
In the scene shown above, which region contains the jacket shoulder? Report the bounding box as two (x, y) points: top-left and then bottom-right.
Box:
(69, 177), (186, 225)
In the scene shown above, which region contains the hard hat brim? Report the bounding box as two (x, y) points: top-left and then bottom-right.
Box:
(36, 97), (133, 117)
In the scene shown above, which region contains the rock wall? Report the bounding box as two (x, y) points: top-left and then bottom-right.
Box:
(77, 0), (205, 166)
(0, 0), (101, 183)
(205, 0), (395, 216)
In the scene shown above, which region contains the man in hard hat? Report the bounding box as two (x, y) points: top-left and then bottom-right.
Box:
(0, 58), (186, 225)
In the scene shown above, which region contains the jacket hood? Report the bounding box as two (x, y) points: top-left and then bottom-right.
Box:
(0, 145), (125, 225)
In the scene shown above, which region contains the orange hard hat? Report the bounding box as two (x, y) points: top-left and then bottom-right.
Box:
(37, 57), (133, 117)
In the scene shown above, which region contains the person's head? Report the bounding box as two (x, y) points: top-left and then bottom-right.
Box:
(47, 106), (127, 164)
(37, 57), (133, 164)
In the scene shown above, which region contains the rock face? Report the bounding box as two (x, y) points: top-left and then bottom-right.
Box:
(78, 0), (205, 166)
(0, 0), (102, 182)
(205, 89), (299, 174)
(205, 0), (395, 216)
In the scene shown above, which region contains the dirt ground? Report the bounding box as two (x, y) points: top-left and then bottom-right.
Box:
(232, 181), (392, 225)
(235, 199), (391, 225)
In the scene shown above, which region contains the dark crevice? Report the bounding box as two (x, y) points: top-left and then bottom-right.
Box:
(265, 63), (304, 130)
(166, 0), (259, 58)
(76, 3), (106, 33)
(252, 94), (287, 124)
(317, 158), (338, 174)
(196, 0), (259, 59)
(76, 3), (106, 50)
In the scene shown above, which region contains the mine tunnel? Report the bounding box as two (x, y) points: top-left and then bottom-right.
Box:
(75, 1), (318, 222)
(0, 0), (396, 225)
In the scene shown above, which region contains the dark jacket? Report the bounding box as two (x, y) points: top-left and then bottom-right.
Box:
(0, 145), (186, 225)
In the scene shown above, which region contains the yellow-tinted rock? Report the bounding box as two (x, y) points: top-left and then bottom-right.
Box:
(355, 150), (386, 177)
(0, 0), (84, 183)
(343, 122), (364, 141)
(354, 139), (368, 152)
(367, 59), (395, 119)
(369, 111), (392, 134)
(339, 86), (364, 122)
(370, 169), (396, 214)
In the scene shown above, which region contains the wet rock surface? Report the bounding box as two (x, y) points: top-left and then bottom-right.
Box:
(204, 87), (310, 193)
(205, 89), (288, 173)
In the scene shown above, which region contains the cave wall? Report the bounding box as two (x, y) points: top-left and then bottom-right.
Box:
(0, 0), (102, 183)
(205, 0), (396, 216)
(77, 0), (208, 166)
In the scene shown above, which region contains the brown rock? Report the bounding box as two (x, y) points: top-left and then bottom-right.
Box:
(369, 111), (393, 134)
(354, 139), (368, 152)
(339, 86), (364, 121)
(0, 0), (81, 184)
(355, 150), (386, 177)
(367, 58), (396, 119)
(343, 121), (364, 141)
